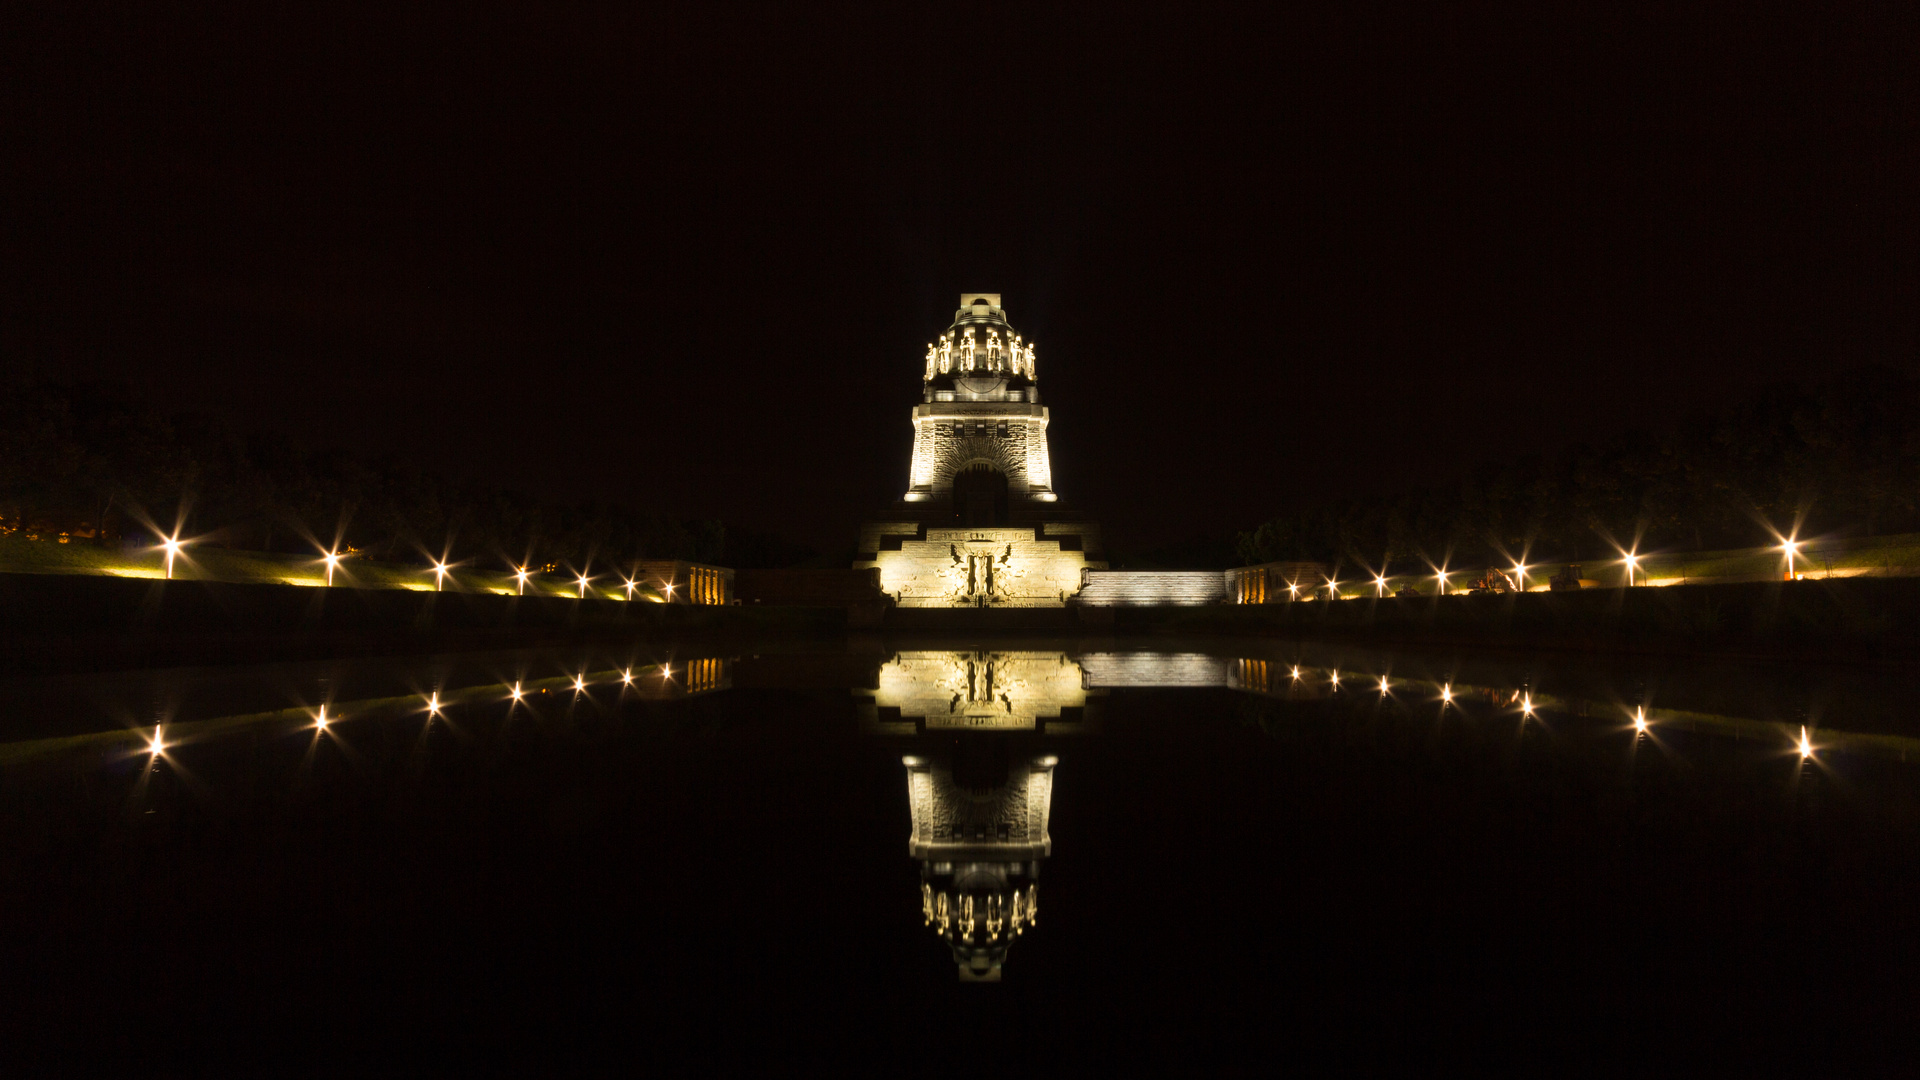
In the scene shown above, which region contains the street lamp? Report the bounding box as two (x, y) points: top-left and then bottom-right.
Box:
(1622, 550), (1641, 587)
(1780, 538), (1802, 580)
(515, 566), (531, 595)
(159, 533), (184, 579)
(623, 577), (638, 600)
(577, 572), (592, 599)
(1435, 569), (1449, 596)
(1513, 563), (1529, 592)
(432, 561), (450, 592)
(323, 549), (342, 586)
(1374, 574), (1389, 597)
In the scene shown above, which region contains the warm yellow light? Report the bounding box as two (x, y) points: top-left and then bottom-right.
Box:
(323, 550), (342, 585)
(1799, 725), (1814, 760)
(571, 674), (586, 693)
(159, 534), (185, 579)
(1378, 676), (1390, 694)
(1622, 550), (1641, 586)
(661, 664), (674, 680)
(510, 681), (523, 702)
(1633, 706), (1648, 734)
(515, 567), (531, 595)
(426, 692), (441, 715)
(1436, 569), (1449, 595)
(1513, 563), (1529, 589)
(621, 669), (633, 685)
(1441, 684), (1452, 704)
(1522, 693), (1534, 717)
(1289, 666), (1301, 680)
(147, 724), (165, 756)
(433, 561), (449, 591)
(623, 578), (637, 600)
(315, 704), (330, 731)
(577, 574), (591, 599)
(1374, 575), (1388, 596)
(1329, 670), (1340, 688)
(1781, 538), (1801, 577)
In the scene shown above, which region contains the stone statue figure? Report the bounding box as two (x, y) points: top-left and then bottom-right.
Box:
(925, 344), (937, 379)
(961, 329), (977, 368)
(1009, 336), (1023, 375)
(938, 334), (952, 373)
(985, 329), (1002, 367)
(1024, 344), (1036, 380)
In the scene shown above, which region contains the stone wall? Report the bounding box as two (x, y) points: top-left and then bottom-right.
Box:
(1075, 569), (1227, 606)
(857, 526), (1104, 607)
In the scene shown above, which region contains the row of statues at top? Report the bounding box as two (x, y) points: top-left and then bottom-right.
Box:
(924, 327), (1037, 379)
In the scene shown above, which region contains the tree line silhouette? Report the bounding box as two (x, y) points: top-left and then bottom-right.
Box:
(1236, 365), (1920, 571)
(0, 374), (816, 570)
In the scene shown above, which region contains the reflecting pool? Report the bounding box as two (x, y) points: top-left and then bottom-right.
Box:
(3, 638), (1918, 1070)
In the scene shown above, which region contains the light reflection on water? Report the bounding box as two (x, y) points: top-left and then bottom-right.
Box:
(0, 640), (1914, 987)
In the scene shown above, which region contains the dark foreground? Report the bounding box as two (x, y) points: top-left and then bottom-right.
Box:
(2, 638), (1918, 1073)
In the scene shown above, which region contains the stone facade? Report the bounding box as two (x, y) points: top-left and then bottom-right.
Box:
(856, 525), (1105, 607)
(855, 294), (1105, 608)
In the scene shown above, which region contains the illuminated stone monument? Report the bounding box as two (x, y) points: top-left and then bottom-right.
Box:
(856, 294), (1107, 607)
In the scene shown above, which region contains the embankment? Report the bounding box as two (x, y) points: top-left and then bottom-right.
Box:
(1114, 578), (1920, 664)
(0, 573), (841, 674)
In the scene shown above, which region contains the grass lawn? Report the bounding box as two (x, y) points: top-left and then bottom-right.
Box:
(0, 533), (665, 602)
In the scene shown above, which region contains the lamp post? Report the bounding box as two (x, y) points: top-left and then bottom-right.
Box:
(515, 566), (531, 595)
(1781, 538), (1801, 580)
(577, 573), (591, 599)
(1435, 570), (1449, 596)
(1513, 563), (1529, 592)
(624, 577), (638, 600)
(160, 534), (184, 580)
(432, 561), (450, 592)
(1622, 551), (1640, 587)
(1374, 574), (1389, 597)
(323, 550), (342, 586)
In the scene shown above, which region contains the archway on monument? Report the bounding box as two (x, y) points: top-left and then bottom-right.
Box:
(951, 463), (1009, 527)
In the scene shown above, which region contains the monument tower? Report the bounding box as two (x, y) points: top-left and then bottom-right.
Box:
(856, 294), (1107, 606)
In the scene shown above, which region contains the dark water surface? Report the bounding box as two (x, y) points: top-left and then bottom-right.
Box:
(4, 638), (1919, 1072)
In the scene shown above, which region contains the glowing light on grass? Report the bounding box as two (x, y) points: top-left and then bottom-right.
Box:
(577, 573), (592, 599)
(323, 549), (343, 586)
(315, 704), (330, 731)
(1634, 706), (1648, 734)
(572, 673), (587, 694)
(1374, 574), (1389, 597)
(1799, 725), (1814, 760)
(515, 566), (531, 595)
(1781, 537), (1802, 580)
(621, 668), (633, 685)
(1378, 676), (1390, 695)
(432, 561), (450, 592)
(426, 692), (441, 716)
(1441, 684), (1453, 705)
(509, 681), (523, 703)
(1621, 550), (1641, 587)
(147, 724), (165, 757)
(159, 534), (185, 579)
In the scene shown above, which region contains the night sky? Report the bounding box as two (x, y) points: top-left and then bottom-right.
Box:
(5, 4), (1915, 553)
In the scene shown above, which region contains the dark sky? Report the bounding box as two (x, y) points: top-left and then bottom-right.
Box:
(5, 3), (1915, 553)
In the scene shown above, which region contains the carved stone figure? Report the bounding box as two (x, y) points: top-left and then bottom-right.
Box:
(925, 344), (937, 379)
(1024, 344), (1036, 380)
(986, 329), (1002, 367)
(961, 328), (977, 368)
(939, 334), (952, 373)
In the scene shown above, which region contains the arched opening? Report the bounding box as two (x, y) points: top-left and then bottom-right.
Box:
(950, 464), (1009, 527)
(971, 297), (992, 306)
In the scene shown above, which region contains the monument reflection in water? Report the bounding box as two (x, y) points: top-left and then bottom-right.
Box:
(860, 650), (1107, 981)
